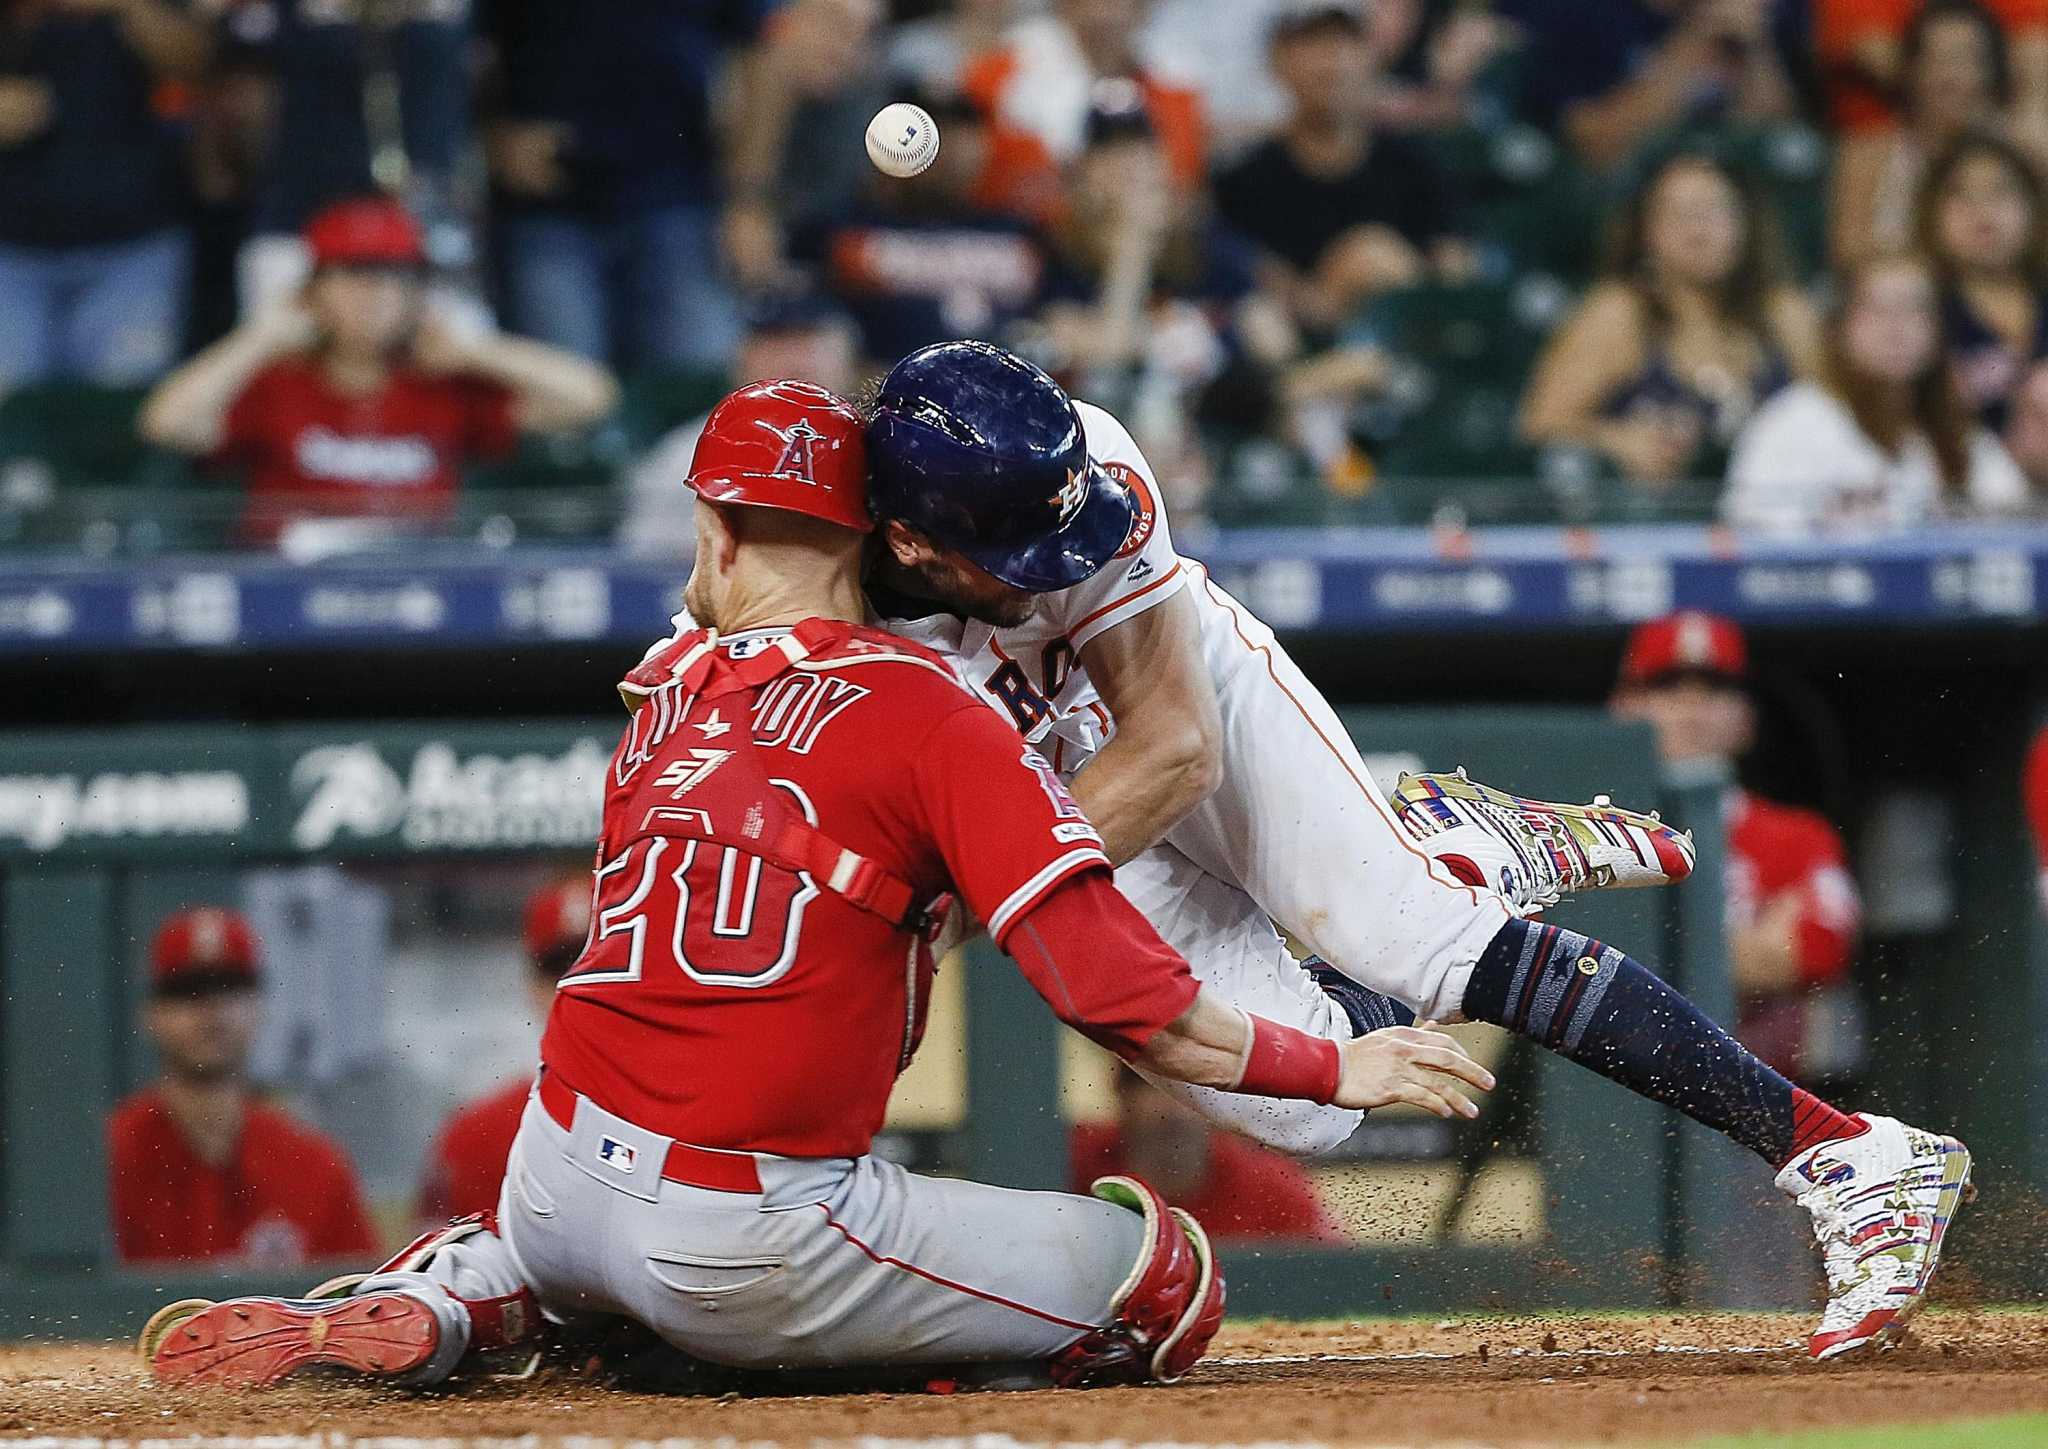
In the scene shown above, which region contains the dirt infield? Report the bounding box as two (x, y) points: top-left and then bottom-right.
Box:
(6, 1312), (2048, 1448)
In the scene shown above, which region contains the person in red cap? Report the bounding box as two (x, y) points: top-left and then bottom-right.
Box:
(414, 875), (591, 1224)
(139, 194), (617, 546)
(107, 906), (378, 1265)
(1612, 611), (1865, 1080)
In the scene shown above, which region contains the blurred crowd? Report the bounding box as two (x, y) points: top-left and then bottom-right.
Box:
(10, 0), (2048, 547)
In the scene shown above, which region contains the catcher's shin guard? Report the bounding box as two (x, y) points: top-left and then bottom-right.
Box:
(1049, 1176), (1225, 1388)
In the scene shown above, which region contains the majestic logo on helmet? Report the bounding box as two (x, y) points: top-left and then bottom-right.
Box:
(1050, 467), (1088, 526)
(768, 420), (824, 484)
(1103, 462), (1157, 559)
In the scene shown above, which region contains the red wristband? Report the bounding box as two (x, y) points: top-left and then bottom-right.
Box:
(1238, 1014), (1342, 1105)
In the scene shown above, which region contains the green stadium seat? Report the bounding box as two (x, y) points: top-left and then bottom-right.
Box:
(620, 367), (733, 453)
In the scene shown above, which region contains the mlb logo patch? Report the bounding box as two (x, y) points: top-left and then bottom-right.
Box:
(597, 1136), (638, 1174)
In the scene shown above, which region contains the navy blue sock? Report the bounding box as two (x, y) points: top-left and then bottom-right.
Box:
(1304, 956), (1416, 1036)
(1461, 918), (1859, 1167)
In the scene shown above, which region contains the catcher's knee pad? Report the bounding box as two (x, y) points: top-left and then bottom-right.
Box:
(1049, 1175), (1225, 1388)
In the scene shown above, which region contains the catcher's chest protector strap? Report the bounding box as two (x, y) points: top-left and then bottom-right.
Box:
(618, 623), (942, 935)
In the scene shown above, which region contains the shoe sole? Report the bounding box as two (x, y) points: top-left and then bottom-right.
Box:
(1812, 1137), (1974, 1361)
(146, 1294), (440, 1387)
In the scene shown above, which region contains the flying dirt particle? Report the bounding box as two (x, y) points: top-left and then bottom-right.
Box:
(1540, 1332), (1558, 1353)
(1477, 1343), (1490, 1363)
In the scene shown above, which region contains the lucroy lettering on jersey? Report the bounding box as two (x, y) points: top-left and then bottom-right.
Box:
(544, 620), (1109, 1160)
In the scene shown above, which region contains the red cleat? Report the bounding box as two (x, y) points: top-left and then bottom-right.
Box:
(142, 1292), (442, 1387)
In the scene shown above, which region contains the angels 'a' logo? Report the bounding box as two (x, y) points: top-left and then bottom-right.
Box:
(1050, 467), (1088, 526)
(768, 419), (824, 483)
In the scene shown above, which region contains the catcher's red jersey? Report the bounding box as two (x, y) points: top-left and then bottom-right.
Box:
(541, 618), (1118, 1159)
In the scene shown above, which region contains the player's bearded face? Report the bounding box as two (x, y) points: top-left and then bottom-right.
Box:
(147, 991), (259, 1084)
(882, 525), (1037, 626)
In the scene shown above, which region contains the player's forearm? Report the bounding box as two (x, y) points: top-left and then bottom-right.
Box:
(1069, 728), (1220, 865)
(138, 326), (287, 454)
(463, 334), (619, 431)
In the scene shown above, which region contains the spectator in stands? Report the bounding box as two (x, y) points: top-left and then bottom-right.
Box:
(1214, 0), (1472, 337)
(887, 0), (1016, 94)
(619, 291), (860, 559)
(1499, 0), (1802, 172)
(139, 195), (616, 548)
(478, 0), (777, 370)
(963, 0), (1207, 217)
(1611, 613), (1865, 1083)
(1365, 0), (1516, 134)
(416, 875), (588, 1224)
(1018, 90), (1292, 508)
(736, 0), (893, 266)
(1520, 150), (1820, 486)
(807, 82), (1044, 368)
(1999, 356), (2048, 491)
(1725, 254), (2029, 531)
(1817, 0), (2048, 153)
(1920, 128), (2048, 430)
(108, 906), (377, 1264)
(0, 0), (210, 388)
(1070, 1067), (1346, 1244)
(1832, 1), (2014, 269)
(230, 0), (474, 319)
(2025, 721), (2048, 914)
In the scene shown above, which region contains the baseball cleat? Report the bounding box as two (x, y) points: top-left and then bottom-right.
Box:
(1775, 1114), (1974, 1360)
(143, 1291), (442, 1387)
(1391, 767), (1696, 914)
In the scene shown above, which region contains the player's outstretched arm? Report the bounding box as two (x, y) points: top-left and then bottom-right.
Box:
(1006, 869), (1493, 1116)
(1069, 589), (1224, 865)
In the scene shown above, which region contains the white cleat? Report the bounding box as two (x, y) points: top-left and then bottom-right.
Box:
(1775, 1114), (1974, 1360)
(1390, 767), (1696, 915)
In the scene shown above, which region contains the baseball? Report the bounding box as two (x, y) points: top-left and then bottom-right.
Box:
(866, 102), (940, 179)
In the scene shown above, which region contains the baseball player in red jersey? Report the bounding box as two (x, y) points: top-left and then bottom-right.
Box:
(2026, 724), (2048, 915)
(141, 381), (1493, 1391)
(1612, 613), (1865, 1080)
(415, 877), (592, 1224)
(109, 908), (377, 1266)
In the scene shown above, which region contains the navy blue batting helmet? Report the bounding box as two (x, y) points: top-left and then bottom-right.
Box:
(866, 341), (1137, 593)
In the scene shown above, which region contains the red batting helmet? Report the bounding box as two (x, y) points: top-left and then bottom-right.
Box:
(687, 380), (872, 532)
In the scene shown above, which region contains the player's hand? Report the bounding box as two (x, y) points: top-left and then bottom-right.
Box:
(1332, 1021), (1494, 1119)
(0, 77), (54, 149)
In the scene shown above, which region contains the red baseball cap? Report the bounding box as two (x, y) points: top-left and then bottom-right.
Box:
(524, 875), (592, 973)
(687, 380), (873, 533)
(1619, 611), (1749, 687)
(151, 907), (262, 989)
(304, 195), (427, 270)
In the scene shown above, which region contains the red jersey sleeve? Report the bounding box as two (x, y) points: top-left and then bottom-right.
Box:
(457, 376), (520, 460)
(1003, 869), (1201, 1057)
(1786, 816), (1861, 988)
(310, 1145), (379, 1258)
(910, 701), (1112, 942)
(2025, 725), (2048, 870)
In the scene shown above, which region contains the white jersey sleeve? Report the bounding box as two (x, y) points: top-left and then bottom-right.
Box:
(1047, 402), (1190, 653)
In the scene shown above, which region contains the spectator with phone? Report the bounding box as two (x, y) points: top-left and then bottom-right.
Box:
(139, 195), (614, 549)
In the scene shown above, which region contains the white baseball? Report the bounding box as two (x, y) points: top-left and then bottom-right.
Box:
(866, 103), (940, 179)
